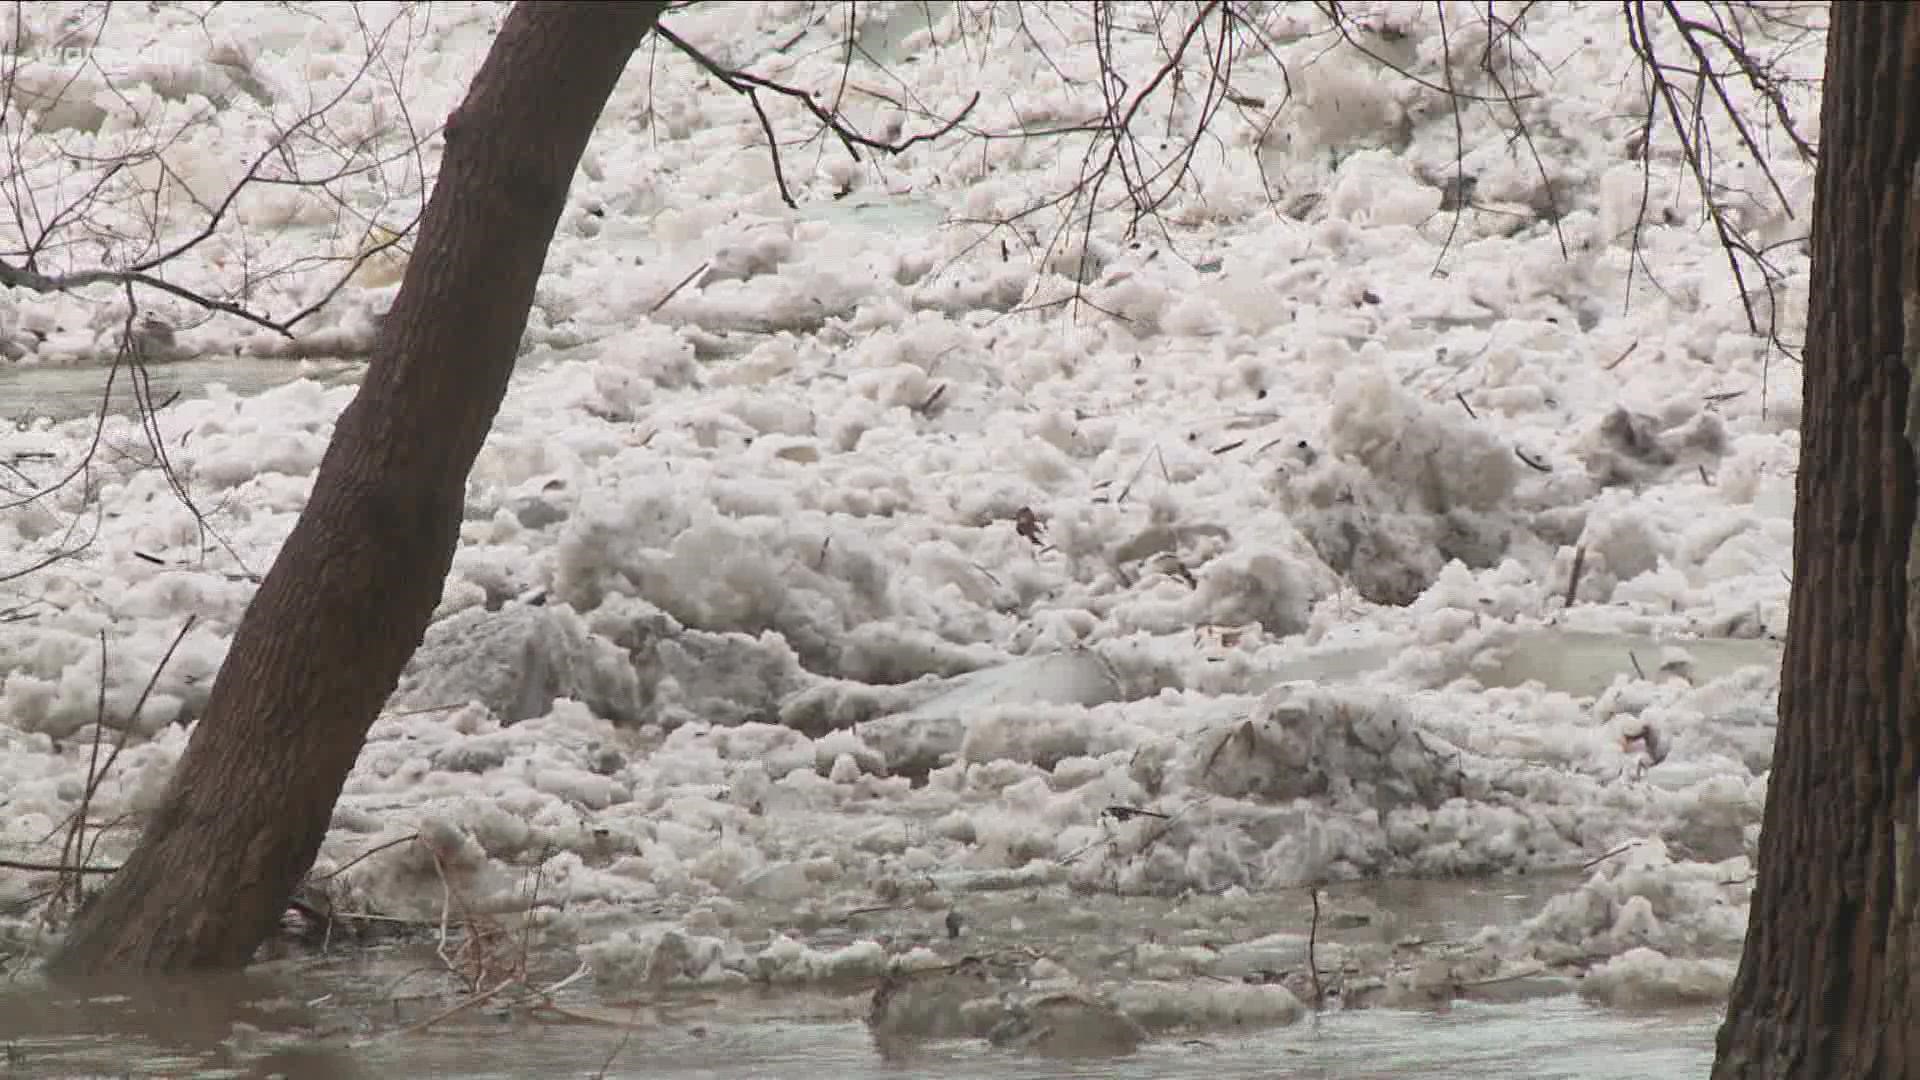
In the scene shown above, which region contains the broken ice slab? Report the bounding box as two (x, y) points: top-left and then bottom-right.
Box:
(1252, 629), (1781, 699)
(1475, 630), (1781, 697)
(858, 650), (1124, 777)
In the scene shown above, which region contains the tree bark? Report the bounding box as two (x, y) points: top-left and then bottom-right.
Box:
(1714, 7), (1920, 1077)
(44, 0), (668, 975)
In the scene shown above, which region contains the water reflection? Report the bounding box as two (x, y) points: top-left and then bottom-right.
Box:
(0, 873), (1726, 1079)
(0, 968), (369, 1078)
(0, 971), (1720, 1079)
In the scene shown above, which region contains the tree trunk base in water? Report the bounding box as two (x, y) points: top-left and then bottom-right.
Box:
(44, 1), (669, 977)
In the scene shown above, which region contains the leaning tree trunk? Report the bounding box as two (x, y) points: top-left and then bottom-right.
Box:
(45, 0), (669, 975)
(1713, 7), (1920, 1076)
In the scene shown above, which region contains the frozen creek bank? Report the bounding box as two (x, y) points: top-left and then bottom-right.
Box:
(0, 0), (1807, 1054)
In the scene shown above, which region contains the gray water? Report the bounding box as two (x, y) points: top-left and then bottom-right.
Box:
(367, 1000), (1716, 1079)
(0, 973), (1720, 1079)
(0, 873), (1724, 1078)
(282, 1000), (1721, 1079)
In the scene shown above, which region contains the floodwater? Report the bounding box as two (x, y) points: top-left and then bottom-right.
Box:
(0, 874), (1724, 1078)
(337, 1002), (1718, 1080)
(0, 966), (1721, 1079)
(0, 986), (1719, 1080)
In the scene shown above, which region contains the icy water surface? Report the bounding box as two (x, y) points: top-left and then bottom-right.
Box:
(324, 1000), (1721, 1079)
(0, 875), (1722, 1078)
(0, 971), (1721, 1079)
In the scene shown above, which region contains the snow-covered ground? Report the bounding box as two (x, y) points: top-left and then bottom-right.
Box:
(0, 0), (1820, 1044)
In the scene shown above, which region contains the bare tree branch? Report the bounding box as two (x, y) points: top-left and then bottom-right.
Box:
(653, 20), (979, 208)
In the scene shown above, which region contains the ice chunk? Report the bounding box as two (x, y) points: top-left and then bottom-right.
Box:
(988, 993), (1145, 1057)
(1251, 628), (1780, 700)
(858, 651), (1123, 774)
(1579, 947), (1735, 1007)
(1192, 682), (1464, 811)
(396, 603), (641, 725)
(1480, 631), (1780, 698)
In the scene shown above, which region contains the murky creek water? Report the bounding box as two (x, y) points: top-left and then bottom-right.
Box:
(0, 874), (1722, 1077)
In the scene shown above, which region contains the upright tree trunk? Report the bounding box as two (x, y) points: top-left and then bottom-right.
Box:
(45, 1), (669, 975)
(1714, 8), (1920, 1076)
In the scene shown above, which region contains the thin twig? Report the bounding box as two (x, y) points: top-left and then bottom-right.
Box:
(653, 22), (977, 208)
(0, 856), (118, 875)
(1581, 840), (1642, 870)
(1563, 545), (1587, 608)
(1307, 885), (1324, 1008)
(311, 832), (423, 883)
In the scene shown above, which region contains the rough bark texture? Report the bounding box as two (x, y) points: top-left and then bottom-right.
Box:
(44, 0), (668, 975)
(1714, 8), (1920, 1077)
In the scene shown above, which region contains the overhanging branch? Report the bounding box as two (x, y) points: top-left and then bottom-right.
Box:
(653, 21), (979, 208)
